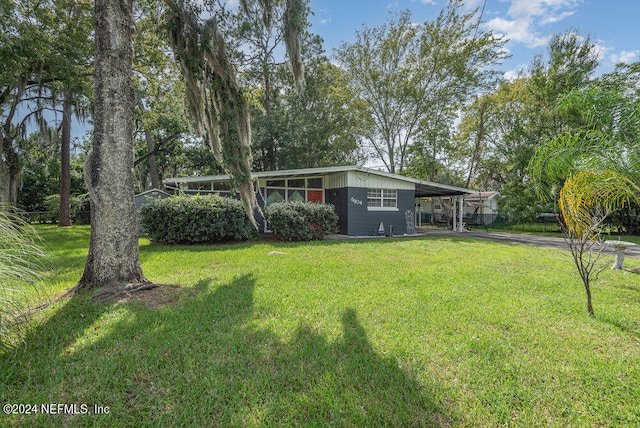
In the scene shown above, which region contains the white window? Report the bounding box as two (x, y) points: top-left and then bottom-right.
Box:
(367, 189), (398, 210)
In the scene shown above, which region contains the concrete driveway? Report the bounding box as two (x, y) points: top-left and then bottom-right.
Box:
(421, 229), (640, 259)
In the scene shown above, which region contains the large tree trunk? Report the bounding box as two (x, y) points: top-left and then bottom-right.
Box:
(465, 100), (487, 189)
(0, 142), (10, 207)
(77, 0), (147, 291)
(262, 55), (278, 171)
(59, 92), (73, 226)
(0, 138), (20, 209)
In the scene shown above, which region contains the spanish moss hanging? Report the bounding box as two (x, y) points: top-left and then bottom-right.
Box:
(165, 0), (306, 228)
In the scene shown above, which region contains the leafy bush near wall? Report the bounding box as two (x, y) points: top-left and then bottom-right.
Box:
(265, 202), (338, 241)
(140, 194), (257, 244)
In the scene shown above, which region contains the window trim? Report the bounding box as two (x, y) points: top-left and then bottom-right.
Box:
(367, 188), (398, 211)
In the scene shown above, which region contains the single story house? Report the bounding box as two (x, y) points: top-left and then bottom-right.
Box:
(463, 191), (500, 216)
(163, 165), (474, 236)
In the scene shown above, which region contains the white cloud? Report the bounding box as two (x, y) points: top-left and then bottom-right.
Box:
(482, 0), (581, 50)
(503, 69), (522, 81)
(410, 0), (438, 5)
(484, 17), (549, 48)
(464, 0), (484, 8)
(507, 0), (580, 29)
(315, 8), (331, 26)
(539, 10), (576, 25)
(507, 0), (579, 19)
(592, 41), (607, 63)
(609, 50), (639, 65)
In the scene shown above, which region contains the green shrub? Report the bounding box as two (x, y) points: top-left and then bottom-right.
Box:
(608, 201), (640, 235)
(71, 194), (90, 224)
(139, 194), (257, 244)
(265, 202), (338, 241)
(43, 193), (90, 224)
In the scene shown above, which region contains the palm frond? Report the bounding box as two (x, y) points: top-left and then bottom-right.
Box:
(559, 170), (638, 238)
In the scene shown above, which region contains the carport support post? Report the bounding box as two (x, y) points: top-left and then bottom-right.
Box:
(458, 195), (464, 232)
(451, 197), (456, 231)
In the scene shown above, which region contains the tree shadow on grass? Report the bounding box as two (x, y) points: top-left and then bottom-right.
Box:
(0, 289), (110, 425)
(597, 311), (640, 339)
(267, 308), (448, 426)
(0, 274), (452, 426)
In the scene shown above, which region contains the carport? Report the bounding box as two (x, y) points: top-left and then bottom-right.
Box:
(409, 178), (475, 232)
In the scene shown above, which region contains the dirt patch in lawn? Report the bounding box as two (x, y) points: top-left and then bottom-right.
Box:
(90, 282), (187, 307)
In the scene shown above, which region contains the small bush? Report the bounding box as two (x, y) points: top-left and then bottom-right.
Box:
(265, 202), (338, 241)
(140, 194), (257, 244)
(43, 193), (90, 224)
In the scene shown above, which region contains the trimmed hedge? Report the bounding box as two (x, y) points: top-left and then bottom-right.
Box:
(139, 194), (257, 244)
(264, 202), (338, 241)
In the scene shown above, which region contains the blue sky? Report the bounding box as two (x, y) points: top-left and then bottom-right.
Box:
(308, 0), (640, 78)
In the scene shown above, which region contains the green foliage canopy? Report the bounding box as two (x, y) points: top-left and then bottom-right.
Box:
(335, 2), (507, 173)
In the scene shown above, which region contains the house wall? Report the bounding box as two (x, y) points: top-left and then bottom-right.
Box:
(326, 171), (414, 191)
(418, 197), (450, 223)
(342, 188), (415, 236)
(422, 195), (500, 219)
(463, 197), (499, 216)
(325, 188), (349, 235)
(325, 172), (416, 236)
(488, 197), (499, 214)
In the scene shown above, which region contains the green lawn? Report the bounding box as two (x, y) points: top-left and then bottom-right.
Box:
(2, 225), (640, 427)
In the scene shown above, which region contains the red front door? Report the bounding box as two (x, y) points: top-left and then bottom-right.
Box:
(307, 190), (324, 203)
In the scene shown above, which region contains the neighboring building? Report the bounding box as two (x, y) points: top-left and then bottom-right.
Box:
(417, 197), (450, 225)
(135, 188), (171, 233)
(463, 192), (500, 216)
(420, 191), (501, 226)
(164, 165), (474, 236)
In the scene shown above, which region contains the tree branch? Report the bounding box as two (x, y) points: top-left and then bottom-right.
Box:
(133, 132), (181, 166)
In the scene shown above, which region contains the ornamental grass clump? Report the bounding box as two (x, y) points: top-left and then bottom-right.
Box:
(0, 207), (46, 351)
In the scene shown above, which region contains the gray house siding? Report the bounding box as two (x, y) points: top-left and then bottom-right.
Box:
(345, 188), (415, 236)
(135, 189), (170, 234)
(325, 187), (349, 234)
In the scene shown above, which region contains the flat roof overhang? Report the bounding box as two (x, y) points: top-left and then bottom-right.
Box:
(164, 165), (475, 198)
(414, 182), (472, 198)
